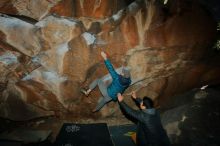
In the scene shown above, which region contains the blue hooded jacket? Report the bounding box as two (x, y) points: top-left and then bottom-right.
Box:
(104, 59), (131, 101)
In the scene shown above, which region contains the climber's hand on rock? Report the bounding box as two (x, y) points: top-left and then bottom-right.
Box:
(101, 51), (107, 60)
(131, 91), (137, 99)
(117, 93), (124, 102)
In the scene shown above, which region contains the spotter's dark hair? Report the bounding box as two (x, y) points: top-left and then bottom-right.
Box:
(142, 96), (154, 109)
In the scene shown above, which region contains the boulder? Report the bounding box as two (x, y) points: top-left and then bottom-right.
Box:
(161, 88), (220, 145)
(0, 0), (219, 121)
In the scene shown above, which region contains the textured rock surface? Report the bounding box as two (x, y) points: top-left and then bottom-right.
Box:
(161, 88), (220, 145)
(0, 0), (62, 20)
(0, 0), (220, 121)
(0, 0), (128, 20)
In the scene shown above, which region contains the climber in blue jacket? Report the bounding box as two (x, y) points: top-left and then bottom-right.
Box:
(81, 51), (131, 112)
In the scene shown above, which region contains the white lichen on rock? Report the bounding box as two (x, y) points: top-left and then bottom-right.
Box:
(82, 32), (96, 45)
(0, 52), (18, 66)
(0, 14), (41, 56)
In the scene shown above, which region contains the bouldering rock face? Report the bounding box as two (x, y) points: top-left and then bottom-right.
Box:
(161, 88), (220, 145)
(0, 0), (220, 121)
(0, 0), (64, 20)
(0, 0), (128, 20)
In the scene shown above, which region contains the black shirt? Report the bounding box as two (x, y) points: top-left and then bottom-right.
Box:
(119, 101), (171, 146)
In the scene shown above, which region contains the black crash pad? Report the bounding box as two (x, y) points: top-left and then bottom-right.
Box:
(0, 140), (21, 146)
(0, 129), (52, 144)
(54, 123), (114, 146)
(109, 124), (136, 146)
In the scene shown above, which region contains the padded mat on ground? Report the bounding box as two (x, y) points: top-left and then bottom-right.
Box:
(109, 124), (137, 146)
(54, 123), (114, 146)
(0, 140), (21, 146)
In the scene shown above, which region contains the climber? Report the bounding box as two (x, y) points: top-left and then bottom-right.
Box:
(117, 92), (171, 146)
(81, 51), (131, 112)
